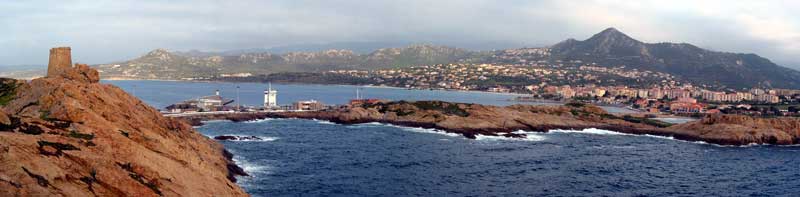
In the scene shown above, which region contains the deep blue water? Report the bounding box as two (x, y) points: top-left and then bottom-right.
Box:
(106, 80), (800, 196)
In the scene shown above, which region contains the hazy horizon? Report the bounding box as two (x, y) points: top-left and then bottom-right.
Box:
(3, 0), (800, 69)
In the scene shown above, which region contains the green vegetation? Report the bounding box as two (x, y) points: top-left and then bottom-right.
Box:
(410, 101), (470, 117)
(0, 79), (18, 106)
(67, 130), (95, 140)
(37, 140), (80, 151)
(37, 140), (80, 156)
(565, 102), (586, 108)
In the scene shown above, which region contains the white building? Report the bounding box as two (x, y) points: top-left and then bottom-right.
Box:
(264, 83), (278, 108)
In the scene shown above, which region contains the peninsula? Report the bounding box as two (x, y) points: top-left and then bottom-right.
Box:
(183, 100), (800, 146)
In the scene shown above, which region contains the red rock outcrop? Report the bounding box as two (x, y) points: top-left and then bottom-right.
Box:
(0, 48), (248, 196)
(182, 100), (800, 145)
(669, 114), (800, 145)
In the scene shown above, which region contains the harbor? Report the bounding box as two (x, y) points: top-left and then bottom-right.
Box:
(160, 82), (388, 118)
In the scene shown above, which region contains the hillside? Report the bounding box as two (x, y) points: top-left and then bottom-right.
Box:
(544, 28), (800, 89)
(95, 28), (800, 89)
(97, 44), (473, 80)
(0, 48), (247, 196)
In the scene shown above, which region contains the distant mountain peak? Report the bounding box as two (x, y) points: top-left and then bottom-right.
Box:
(145, 48), (172, 56)
(599, 27), (621, 34)
(586, 27), (641, 44)
(141, 48), (180, 61)
(551, 27), (647, 57)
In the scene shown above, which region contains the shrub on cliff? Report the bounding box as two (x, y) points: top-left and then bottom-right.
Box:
(411, 101), (470, 117)
(0, 78), (19, 106)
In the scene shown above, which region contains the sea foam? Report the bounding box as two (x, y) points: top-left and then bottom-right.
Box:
(311, 119), (337, 125)
(350, 122), (462, 137)
(475, 131), (547, 142)
(546, 128), (774, 148)
(245, 118), (274, 123)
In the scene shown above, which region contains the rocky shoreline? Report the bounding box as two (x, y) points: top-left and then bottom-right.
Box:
(182, 101), (800, 146)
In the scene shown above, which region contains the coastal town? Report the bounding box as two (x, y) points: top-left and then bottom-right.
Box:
(325, 63), (800, 117)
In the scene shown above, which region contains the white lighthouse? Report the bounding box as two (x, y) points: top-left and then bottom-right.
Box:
(264, 83), (277, 109)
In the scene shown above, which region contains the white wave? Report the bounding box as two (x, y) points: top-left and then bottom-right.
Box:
(642, 134), (676, 141)
(311, 119), (337, 125)
(475, 131), (546, 142)
(215, 135), (278, 142)
(398, 126), (461, 137)
(691, 141), (771, 148)
(350, 122), (461, 137)
(345, 122), (386, 129)
(232, 156), (272, 180)
(549, 128), (629, 136)
(244, 118), (274, 123)
(546, 128), (785, 148)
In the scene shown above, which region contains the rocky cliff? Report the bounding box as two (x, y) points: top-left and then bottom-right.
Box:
(0, 48), (248, 196)
(669, 114), (800, 145)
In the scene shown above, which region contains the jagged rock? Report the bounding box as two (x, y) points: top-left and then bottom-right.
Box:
(0, 47), (247, 196)
(57, 64), (100, 83)
(44, 47), (100, 83)
(669, 114), (800, 145)
(214, 135), (262, 141)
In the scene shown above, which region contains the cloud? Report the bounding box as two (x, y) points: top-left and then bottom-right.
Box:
(1, 0), (799, 69)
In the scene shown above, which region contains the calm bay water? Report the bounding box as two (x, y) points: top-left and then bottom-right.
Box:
(107, 80), (800, 196)
(106, 80), (635, 113)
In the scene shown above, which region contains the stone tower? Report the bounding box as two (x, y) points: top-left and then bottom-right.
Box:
(47, 47), (72, 77)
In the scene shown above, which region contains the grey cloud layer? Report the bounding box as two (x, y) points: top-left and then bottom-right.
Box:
(1, 0), (798, 69)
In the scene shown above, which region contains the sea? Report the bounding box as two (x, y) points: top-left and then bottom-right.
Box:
(107, 80), (800, 196)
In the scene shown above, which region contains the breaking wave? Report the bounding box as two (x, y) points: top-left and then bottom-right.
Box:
(349, 122), (461, 137)
(545, 128), (783, 148)
(549, 128), (629, 136)
(311, 119), (337, 125)
(475, 130), (547, 142)
(397, 126), (461, 137)
(245, 118), (274, 123)
(231, 155), (272, 188)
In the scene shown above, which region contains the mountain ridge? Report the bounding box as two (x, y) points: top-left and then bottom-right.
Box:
(95, 28), (800, 89)
(545, 27), (800, 89)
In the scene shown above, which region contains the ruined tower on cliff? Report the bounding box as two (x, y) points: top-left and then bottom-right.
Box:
(43, 47), (100, 83)
(47, 47), (72, 78)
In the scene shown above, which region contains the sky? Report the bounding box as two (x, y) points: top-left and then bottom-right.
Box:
(2, 0), (799, 69)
